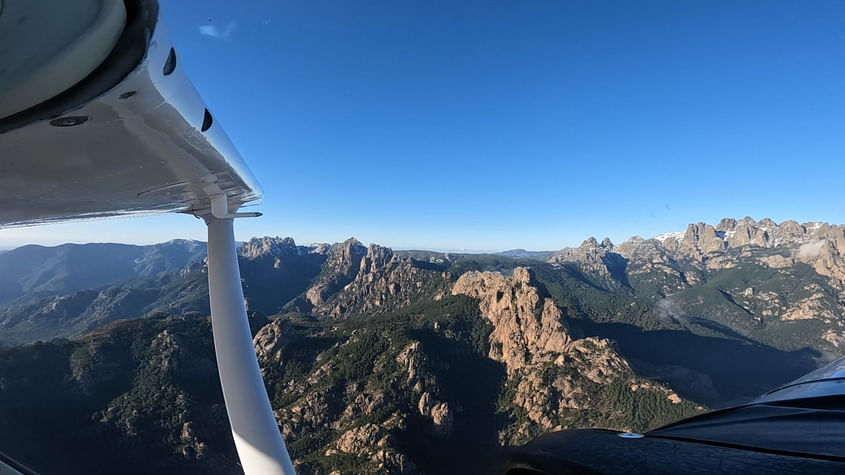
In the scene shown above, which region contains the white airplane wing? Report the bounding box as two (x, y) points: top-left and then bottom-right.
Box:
(0, 1), (291, 474)
(0, 0), (261, 227)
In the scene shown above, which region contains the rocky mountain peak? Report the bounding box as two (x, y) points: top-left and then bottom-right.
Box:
(679, 222), (726, 256)
(451, 267), (692, 443)
(546, 217), (845, 299)
(308, 241), (450, 318)
(305, 238), (368, 307)
(661, 218), (843, 255)
(548, 237), (626, 289)
(239, 236), (298, 260)
(512, 266), (534, 286)
(758, 217), (777, 229)
(339, 237), (365, 249)
(254, 318), (297, 368)
(360, 244), (394, 274)
(716, 218), (737, 231)
(327, 238), (368, 272)
(779, 220), (804, 235)
(577, 236), (614, 250)
(580, 237), (599, 248)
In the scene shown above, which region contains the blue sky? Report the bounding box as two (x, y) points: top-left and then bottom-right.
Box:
(3, 0), (845, 251)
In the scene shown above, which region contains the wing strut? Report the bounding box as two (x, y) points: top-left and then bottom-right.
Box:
(205, 200), (295, 475)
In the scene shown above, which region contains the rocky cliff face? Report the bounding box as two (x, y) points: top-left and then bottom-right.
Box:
(239, 236), (301, 260)
(239, 237), (327, 314)
(453, 267), (571, 371)
(305, 238), (368, 307)
(453, 267), (697, 444)
(254, 318), (298, 368)
(613, 236), (700, 297)
(552, 217), (845, 284)
(657, 217), (845, 282)
(544, 218), (845, 354)
(313, 244), (450, 318)
(548, 237), (627, 289)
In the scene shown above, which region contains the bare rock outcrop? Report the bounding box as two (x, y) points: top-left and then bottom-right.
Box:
(179, 421), (208, 460)
(331, 422), (416, 473)
(276, 391), (336, 441)
(548, 237), (624, 288)
(665, 222), (726, 260)
(451, 267), (691, 443)
(396, 341), (453, 435)
(722, 219), (845, 284)
(306, 238), (367, 307)
(254, 318), (297, 367)
(452, 267), (571, 372)
(239, 236), (299, 260)
(607, 218), (845, 290)
(336, 423), (387, 454)
(417, 391), (453, 434)
(614, 237), (700, 293)
(315, 244), (450, 318)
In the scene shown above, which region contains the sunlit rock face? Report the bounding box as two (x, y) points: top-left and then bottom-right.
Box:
(453, 267), (572, 371)
(452, 266), (691, 444)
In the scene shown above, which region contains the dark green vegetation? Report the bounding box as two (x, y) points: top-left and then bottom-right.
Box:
(272, 296), (509, 474)
(0, 315), (238, 475)
(496, 355), (702, 446)
(669, 259), (836, 351)
(571, 320), (818, 407)
(0, 295), (699, 475)
(533, 264), (824, 407)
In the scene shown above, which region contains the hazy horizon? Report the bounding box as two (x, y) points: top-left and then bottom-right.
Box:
(0, 213), (838, 254)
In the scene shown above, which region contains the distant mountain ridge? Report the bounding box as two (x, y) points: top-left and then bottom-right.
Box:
(0, 239), (207, 305)
(2, 217), (844, 351)
(495, 249), (554, 260)
(539, 217), (845, 355)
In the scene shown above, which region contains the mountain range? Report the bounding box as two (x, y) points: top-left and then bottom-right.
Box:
(0, 217), (842, 473)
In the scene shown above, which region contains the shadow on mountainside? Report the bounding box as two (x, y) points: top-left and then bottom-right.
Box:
(571, 320), (822, 408)
(602, 253), (631, 288)
(394, 328), (509, 474)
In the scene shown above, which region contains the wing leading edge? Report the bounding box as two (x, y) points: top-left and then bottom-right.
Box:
(0, 0), (262, 227)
